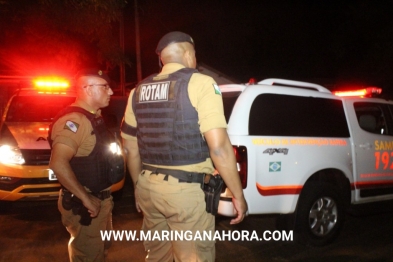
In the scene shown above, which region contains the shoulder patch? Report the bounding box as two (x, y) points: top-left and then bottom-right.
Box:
(213, 84), (221, 95)
(64, 120), (79, 133)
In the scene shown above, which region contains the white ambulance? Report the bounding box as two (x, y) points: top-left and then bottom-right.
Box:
(218, 78), (393, 246)
(0, 77), (125, 201)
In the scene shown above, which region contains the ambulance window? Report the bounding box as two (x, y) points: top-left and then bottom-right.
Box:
(354, 102), (389, 135)
(222, 91), (241, 123)
(249, 94), (350, 137)
(6, 96), (75, 122)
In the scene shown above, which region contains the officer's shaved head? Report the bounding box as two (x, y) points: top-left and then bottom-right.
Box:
(160, 42), (196, 68)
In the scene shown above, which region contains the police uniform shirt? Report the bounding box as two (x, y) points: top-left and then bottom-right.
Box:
(51, 100), (99, 157)
(121, 63), (227, 174)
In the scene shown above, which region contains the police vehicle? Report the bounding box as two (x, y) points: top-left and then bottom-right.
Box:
(0, 77), (125, 201)
(218, 78), (393, 246)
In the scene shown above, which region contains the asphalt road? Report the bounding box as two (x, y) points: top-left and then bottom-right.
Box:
(1, 176), (393, 262)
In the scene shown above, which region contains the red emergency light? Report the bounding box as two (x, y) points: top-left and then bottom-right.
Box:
(38, 127), (49, 132)
(32, 77), (70, 94)
(333, 87), (382, 97)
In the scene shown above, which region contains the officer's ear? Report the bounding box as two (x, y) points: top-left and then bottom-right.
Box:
(83, 85), (91, 94)
(184, 49), (196, 69)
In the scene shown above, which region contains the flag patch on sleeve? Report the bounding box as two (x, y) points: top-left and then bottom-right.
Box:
(213, 84), (221, 95)
(64, 121), (79, 133)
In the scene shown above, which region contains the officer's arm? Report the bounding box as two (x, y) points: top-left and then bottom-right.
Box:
(204, 128), (248, 224)
(123, 139), (141, 186)
(49, 143), (101, 217)
(122, 138), (142, 212)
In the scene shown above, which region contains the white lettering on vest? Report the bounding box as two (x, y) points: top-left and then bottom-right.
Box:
(139, 81), (170, 103)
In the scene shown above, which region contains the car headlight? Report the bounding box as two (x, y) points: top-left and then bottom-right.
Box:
(0, 145), (25, 165)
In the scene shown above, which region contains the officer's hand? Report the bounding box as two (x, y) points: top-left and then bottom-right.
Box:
(83, 194), (101, 217)
(230, 196), (248, 225)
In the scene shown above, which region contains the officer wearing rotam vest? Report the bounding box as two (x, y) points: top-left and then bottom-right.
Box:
(49, 69), (123, 261)
(121, 31), (248, 261)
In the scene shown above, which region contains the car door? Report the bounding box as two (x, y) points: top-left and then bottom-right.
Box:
(344, 99), (393, 202)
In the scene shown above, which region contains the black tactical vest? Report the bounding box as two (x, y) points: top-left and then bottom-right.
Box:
(132, 68), (210, 165)
(49, 106), (123, 193)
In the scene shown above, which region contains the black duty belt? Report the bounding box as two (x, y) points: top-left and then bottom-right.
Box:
(143, 164), (210, 185)
(92, 190), (111, 200)
(62, 188), (111, 200)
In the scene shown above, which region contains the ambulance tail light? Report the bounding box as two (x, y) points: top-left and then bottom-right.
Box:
(333, 87), (382, 97)
(0, 145), (25, 165)
(233, 146), (247, 189)
(32, 77), (70, 94)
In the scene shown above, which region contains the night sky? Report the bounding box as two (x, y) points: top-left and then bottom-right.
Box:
(123, 0), (393, 93)
(1, 1), (393, 93)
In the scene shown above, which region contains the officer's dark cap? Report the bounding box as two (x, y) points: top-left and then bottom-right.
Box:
(155, 31), (194, 55)
(75, 68), (110, 83)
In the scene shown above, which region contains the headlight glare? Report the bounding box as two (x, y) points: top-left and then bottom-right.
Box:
(0, 145), (25, 165)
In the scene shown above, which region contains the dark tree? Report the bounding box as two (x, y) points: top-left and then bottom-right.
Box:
(0, 0), (128, 76)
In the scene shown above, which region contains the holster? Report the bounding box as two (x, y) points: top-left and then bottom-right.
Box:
(61, 190), (93, 226)
(203, 175), (224, 215)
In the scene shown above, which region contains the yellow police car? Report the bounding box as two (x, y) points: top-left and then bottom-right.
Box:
(0, 77), (125, 201)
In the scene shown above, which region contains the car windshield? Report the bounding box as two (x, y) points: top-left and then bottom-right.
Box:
(6, 96), (75, 122)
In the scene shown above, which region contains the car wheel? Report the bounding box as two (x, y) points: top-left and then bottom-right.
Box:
(295, 181), (345, 246)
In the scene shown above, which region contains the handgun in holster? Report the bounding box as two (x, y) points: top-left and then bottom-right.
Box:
(203, 174), (224, 215)
(61, 190), (93, 226)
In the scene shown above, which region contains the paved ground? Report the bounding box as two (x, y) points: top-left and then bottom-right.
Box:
(1, 176), (393, 262)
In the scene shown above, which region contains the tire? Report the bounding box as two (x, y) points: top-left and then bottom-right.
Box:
(294, 181), (345, 246)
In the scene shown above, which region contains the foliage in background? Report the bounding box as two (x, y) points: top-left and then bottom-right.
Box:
(0, 0), (129, 76)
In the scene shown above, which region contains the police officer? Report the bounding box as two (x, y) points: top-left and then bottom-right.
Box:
(121, 31), (248, 261)
(49, 69), (117, 262)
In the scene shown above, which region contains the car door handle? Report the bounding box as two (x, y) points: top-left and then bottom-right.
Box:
(359, 143), (372, 149)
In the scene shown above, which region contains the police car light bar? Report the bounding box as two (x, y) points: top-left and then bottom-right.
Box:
(38, 127), (49, 132)
(333, 87), (382, 97)
(32, 77), (70, 93)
